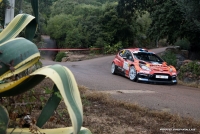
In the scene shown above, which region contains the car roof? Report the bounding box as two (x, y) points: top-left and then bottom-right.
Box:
(122, 48), (155, 54)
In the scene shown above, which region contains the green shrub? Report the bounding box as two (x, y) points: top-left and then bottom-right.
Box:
(174, 38), (190, 50)
(158, 39), (169, 47)
(178, 61), (200, 80)
(104, 42), (123, 54)
(161, 51), (177, 67)
(55, 52), (66, 62)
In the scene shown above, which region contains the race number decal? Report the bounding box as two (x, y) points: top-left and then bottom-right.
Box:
(123, 61), (129, 70)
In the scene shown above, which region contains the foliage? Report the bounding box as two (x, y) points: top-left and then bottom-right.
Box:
(136, 12), (151, 37)
(103, 41), (122, 54)
(11, 0), (200, 54)
(112, 0), (155, 47)
(99, 2), (152, 48)
(55, 52), (66, 62)
(117, 0), (147, 22)
(46, 14), (76, 48)
(178, 61), (200, 81)
(50, 0), (78, 16)
(176, 0), (200, 28)
(143, 0), (200, 54)
(11, 0), (154, 50)
(161, 51), (177, 67)
(175, 0), (200, 52)
(115, 0), (143, 47)
(134, 12), (153, 48)
(15, 0), (32, 15)
(49, 1), (104, 48)
(99, 4), (120, 46)
(174, 38), (190, 50)
(44, 0), (153, 49)
(146, 0), (185, 45)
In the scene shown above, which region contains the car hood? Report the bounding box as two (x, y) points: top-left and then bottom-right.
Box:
(149, 63), (170, 71)
(141, 61), (174, 72)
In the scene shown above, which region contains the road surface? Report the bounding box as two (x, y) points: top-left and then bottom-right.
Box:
(41, 47), (200, 121)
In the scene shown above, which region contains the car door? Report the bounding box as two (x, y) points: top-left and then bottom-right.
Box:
(123, 50), (134, 76)
(116, 49), (126, 74)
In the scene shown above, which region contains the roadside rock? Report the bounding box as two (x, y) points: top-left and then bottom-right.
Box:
(61, 53), (86, 62)
(61, 57), (69, 62)
(183, 77), (197, 83)
(178, 60), (200, 86)
(164, 47), (200, 86)
(165, 46), (180, 53)
(180, 50), (189, 59)
(68, 55), (85, 61)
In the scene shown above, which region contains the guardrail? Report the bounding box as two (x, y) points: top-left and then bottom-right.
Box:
(38, 48), (102, 51)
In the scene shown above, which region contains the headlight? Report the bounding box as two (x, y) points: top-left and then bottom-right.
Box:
(140, 64), (151, 71)
(169, 68), (173, 72)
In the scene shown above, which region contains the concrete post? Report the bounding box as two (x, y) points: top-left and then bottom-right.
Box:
(4, 0), (15, 28)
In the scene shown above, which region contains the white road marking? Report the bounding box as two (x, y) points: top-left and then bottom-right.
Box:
(100, 90), (155, 94)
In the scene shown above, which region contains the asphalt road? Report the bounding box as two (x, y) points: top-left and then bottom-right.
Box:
(41, 47), (200, 121)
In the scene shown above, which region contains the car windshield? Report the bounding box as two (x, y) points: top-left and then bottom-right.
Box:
(133, 52), (164, 63)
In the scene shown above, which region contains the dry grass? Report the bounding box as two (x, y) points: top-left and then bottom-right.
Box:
(78, 85), (200, 134)
(177, 78), (200, 88)
(4, 79), (200, 134)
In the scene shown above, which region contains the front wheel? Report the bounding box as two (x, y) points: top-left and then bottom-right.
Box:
(111, 62), (117, 74)
(129, 66), (137, 81)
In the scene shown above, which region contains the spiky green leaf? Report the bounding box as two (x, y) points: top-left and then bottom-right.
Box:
(0, 14), (37, 43)
(36, 84), (61, 127)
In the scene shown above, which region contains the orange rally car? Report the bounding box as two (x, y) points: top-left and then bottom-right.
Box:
(111, 48), (177, 84)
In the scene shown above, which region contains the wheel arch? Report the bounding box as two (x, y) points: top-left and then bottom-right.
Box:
(112, 60), (120, 67)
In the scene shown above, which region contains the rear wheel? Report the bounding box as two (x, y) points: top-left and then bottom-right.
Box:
(129, 66), (137, 81)
(111, 62), (117, 74)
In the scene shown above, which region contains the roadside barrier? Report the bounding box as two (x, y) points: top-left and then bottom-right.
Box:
(38, 48), (102, 51)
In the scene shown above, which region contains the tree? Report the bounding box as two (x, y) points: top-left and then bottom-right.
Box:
(115, 0), (148, 47)
(46, 14), (77, 48)
(117, 0), (147, 22)
(147, 0), (186, 44)
(50, 0), (78, 16)
(99, 4), (119, 45)
(176, 0), (200, 24)
(175, 0), (200, 52)
(144, 0), (200, 59)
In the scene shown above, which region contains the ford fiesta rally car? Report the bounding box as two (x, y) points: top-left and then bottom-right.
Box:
(111, 48), (177, 84)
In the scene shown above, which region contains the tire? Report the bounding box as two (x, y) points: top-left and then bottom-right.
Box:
(129, 66), (137, 81)
(111, 62), (117, 74)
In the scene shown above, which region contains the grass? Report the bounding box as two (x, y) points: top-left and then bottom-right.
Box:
(79, 86), (200, 134)
(177, 78), (200, 88)
(3, 78), (200, 134)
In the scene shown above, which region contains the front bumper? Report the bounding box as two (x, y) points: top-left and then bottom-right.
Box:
(137, 73), (177, 84)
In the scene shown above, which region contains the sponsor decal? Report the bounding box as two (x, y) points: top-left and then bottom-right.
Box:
(118, 66), (125, 72)
(123, 61), (129, 70)
(139, 70), (150, 74)
(152, 62), (160, 65)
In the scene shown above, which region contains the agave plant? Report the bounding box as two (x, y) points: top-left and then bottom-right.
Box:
(0, 1), (91, 134)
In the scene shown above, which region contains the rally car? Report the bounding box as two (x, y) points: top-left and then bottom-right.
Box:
(111, 48), (177, 84)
